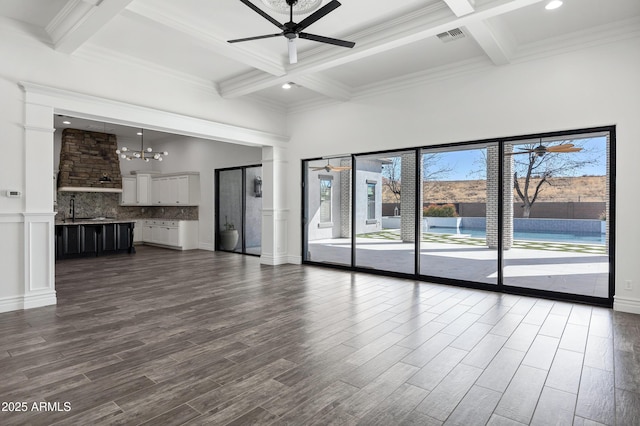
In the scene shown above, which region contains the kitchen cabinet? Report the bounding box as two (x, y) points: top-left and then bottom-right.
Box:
(55, 222), (135, 260)
(152, 173), (199, 206)
(136, 219), (198, 250)
(120, 174), (153, 205)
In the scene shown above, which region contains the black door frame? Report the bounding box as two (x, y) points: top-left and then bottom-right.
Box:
(215, 164), (262, 256)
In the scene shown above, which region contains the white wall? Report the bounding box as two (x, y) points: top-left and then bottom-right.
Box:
(151, 137), (262, 250)
(284, 37), (640, 313)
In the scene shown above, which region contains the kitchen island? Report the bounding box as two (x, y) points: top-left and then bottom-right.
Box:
(55, 219), (135, 260)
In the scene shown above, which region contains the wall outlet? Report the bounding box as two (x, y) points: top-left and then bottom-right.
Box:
(625, 280), (632, 290)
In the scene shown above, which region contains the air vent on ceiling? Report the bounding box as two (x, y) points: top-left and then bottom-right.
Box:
(437, 28), (466, 43)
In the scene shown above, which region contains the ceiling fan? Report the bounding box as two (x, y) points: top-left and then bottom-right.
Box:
(310, 160), (351, 172)
(506, 143), (582, 157)
(228, 0), (355, 64)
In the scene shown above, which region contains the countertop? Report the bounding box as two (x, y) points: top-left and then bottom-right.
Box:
(55, 218), (137, 225)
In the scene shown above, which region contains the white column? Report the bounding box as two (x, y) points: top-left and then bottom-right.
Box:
(260, 146), (289, 265)
(22, 93), (57, 309)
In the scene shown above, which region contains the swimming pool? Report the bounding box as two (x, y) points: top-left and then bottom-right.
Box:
(426, 227), (605, 245)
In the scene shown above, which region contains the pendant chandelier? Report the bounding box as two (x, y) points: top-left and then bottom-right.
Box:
(116, 129), (168, 162)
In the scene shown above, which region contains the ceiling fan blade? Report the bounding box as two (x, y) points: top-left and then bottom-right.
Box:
(547, 144), (577, 152)
(330, 166), (352, 171)
(296, 0), (341, 32)
(228, 33), (283, 43)
(310, 166), (326, 171)
(299, 32), (355, 48)
(238, 0), (283, 28)
(558, 148), (582, 153)
(288, 38), (298, 64)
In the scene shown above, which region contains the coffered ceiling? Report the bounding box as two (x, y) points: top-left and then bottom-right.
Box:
(2, 0), (639, 110)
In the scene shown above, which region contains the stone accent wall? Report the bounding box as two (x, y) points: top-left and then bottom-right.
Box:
(486, 145), (514, 249)
(400, 153), (420, 242)
(58, 128), (122, 190)
(340, 158), (352, 238)
(56, 192), (198, 221)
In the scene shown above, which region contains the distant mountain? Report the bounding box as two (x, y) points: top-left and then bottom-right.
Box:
(382, 176), (606, 204)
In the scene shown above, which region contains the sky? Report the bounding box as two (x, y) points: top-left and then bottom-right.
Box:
(426, 137), (607, 181)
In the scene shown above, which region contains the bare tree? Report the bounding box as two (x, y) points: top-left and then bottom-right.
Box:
(511, 139), (601, 218)
(381, 154), (453, 203)
(382, 157), (402, 203)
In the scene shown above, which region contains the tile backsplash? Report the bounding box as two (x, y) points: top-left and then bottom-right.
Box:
(56, 192), (198, 221)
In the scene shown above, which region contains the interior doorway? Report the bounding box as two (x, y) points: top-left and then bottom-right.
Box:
(215, 165), (263, 255)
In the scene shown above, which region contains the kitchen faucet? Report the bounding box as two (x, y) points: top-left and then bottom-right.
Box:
(69, 195), (76, 222)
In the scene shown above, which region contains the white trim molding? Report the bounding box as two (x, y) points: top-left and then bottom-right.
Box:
(19, 81), (289, 148)
(23, 213), (57, 310)
(614, 295), (640, 314)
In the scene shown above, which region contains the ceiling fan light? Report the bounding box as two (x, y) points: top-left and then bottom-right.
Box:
(545, 0), (563, 10)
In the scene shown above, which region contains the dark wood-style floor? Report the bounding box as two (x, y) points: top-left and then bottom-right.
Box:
(1, 246), (639, 425)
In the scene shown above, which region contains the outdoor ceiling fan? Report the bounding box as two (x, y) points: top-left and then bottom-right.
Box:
(506, 143), (582, 157)
(228, 0), (355, 64)
(310, 160), (351, 172)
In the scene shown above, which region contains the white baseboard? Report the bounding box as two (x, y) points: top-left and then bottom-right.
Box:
(198, 242), (215, 251)
(613, 295), (640, 314)
(0, 295), (25, 313)
(260, 254), (290, 266)
(0, 291), (56, 313)
(287, 255), (302, 265)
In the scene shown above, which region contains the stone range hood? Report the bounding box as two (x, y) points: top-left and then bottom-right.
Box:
(58, 128), (123, 193)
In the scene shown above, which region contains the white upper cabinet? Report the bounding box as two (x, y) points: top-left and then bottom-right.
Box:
(120, 174), (153, 205)
(152, 173), (200, 206)
(122, 172), (199, 206)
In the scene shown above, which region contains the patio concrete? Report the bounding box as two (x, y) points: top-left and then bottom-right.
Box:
(308, 234), (609, 298)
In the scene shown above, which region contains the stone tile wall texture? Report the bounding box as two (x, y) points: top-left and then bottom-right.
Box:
(58, 128), (122, 190)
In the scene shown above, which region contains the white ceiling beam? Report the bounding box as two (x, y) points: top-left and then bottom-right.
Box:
(124, 2), (286, 77)
(464, 19), (515, 65)
(443, 0), (476, 17)
(220, 0), (545, 98)
(47, 0), (134, 54)
(295, 74), (352, 101)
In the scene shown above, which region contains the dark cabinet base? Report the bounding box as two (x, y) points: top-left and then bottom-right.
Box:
(56, 222), (135, 260)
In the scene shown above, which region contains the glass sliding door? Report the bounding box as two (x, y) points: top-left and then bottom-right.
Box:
(217, 169), (243, 253)
(245, 166), (262, 255)
(303, 157), (352, 266)
(354, 151), (416, 275)
(419, 144), (498, 285)
(502, 133), (610, 298)
(301, 126), (613, 305)
(216, 165), (262, 255)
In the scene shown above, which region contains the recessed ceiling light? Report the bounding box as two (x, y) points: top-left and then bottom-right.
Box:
(62, 120), (71, 124)
(282, 82), (293, 90)
(545, 0), (563, 10)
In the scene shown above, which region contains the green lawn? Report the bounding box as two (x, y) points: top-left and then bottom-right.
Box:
(356, 230), (606, 254)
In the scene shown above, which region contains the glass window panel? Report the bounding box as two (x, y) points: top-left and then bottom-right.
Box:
(419, 144), (498, 285)
(218, 169), (243, 252)
(304, 158), (352, 266)
(319, 178), (332, 223)
(502, 134), (609, 298)
(245, 166), (262, 255)
(354, 151), (415, 275)
(367, 182), (376, 220)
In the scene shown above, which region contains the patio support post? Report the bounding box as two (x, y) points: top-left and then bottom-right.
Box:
(487, 144), (514, 249)
(340, 158), (352, 238)
(401, 153), (420, 242)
